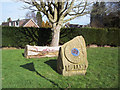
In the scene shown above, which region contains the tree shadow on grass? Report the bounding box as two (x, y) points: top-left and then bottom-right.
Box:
(44, 59), (57, 73)
(20, 62), (35, 71)
(22, 53), (24, 57)
(20, 62), (61, 88)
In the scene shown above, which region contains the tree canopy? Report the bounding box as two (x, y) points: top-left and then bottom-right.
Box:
(19, 0), (90, 26)
(90, 2), (120, 28)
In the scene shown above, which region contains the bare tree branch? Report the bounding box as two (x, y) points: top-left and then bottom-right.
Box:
(17, 0), (92, 46)
(18, 0), (91, 25)
(61, 0), (75, 18)
(68, 2), (87, 16)
(63, 11), (89, 23)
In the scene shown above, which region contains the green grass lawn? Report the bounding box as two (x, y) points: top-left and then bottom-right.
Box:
(2, 47), (119, 88)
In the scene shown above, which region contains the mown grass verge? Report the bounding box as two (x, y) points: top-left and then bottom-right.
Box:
(2, 47), (119, 88)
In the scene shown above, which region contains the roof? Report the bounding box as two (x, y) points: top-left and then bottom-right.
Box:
(23, 19), (39, 27)
(65, 23), (88, 28)
(2, 19), (39, 27)
(19, 19), (30, 26)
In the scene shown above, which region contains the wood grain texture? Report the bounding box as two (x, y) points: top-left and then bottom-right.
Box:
(24, 45), (60, 58)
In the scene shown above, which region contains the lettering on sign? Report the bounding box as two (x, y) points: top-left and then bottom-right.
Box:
(65, 64), (86, 71)
(42, 48), (54, 52)
(30, 48), (55, 52)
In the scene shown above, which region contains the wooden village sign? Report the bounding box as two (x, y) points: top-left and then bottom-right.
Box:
(24, 36), (88, 76)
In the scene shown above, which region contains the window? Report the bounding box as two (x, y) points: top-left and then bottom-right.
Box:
(9, 22), (11, 26)
(11, 22), (13, 26)
(15, 21), (19, 27)
(16, 21), (18, 25)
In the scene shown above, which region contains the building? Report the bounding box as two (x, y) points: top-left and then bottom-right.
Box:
(2, 18), (39, 28)
(64, 23), (89, 28)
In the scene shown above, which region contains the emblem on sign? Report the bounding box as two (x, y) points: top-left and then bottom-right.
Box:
(71, 48), (79, 56)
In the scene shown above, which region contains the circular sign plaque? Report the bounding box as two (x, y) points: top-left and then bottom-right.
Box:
(71, 48), (79, 56)
(64, 38), (84, 64)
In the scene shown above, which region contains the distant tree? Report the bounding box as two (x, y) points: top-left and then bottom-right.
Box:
(41, 21), (45, 27)
(103, 2), (120, 28)
(7, 17), (12, 22)
(36, 11), (42, 27)
(90, 2), (106, 28)
(90, 2), (120, 28)
(45, 20), (52, 28)
(25, 11), (37, 23)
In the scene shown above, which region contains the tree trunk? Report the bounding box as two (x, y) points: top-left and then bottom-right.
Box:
(50, 25), (61, 47)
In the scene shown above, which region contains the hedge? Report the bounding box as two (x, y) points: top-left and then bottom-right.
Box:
(2, 27), (120, 47)
(60, 28), (120, 46)
(2, 27), (52, 47)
